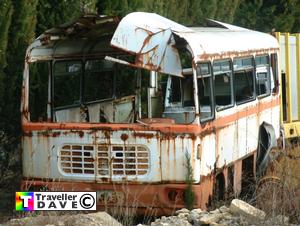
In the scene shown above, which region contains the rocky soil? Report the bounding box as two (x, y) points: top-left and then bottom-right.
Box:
(2, 199), (299, 226)
(2, 212), (122, 226)
(140, 199), (298, 226)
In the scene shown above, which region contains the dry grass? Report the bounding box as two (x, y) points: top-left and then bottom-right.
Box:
(208, 143), (300, 224)
(99, 181), (160, 226)
(254, 144), (300, 223)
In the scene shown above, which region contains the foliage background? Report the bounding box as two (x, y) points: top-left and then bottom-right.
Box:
(0, 0), (299, 218)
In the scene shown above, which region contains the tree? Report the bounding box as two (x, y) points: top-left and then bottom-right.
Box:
(256, 0), (297, 32)
(200, 0), (218, 21)
(292, 1), (300, 32)
(3, 0), (38, 134)
(36, 0), (96, 37)
(0, 0), (13, 124)
(97, 0), (128, 17)
(0, 1), (13, 71)
(234, 0), (263, 29)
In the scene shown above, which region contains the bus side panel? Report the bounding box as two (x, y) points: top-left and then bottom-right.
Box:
(160, 136), (201, 183)
(22, 129), (162, 183)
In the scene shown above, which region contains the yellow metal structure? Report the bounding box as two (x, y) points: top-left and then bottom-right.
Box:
(276, 32), (300, 138)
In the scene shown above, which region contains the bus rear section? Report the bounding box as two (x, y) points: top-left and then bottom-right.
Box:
(21, 13), (281, 215)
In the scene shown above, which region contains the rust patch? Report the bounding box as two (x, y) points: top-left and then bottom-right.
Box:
(23, 131), (33, 137)
(37, 130), (51, 137)
(62, 130), (84, 138)
(161, 133), (177, 140)
(90, 126), (113, 132)
(199, 127), (216, 138)
(104, 130), (110, 140)
(121, 133), (129, 142)
(198, 47), (279, 62)
(78, 131), (84, 138)
(133, 132), (154, 139)
(100, 177), (109, 182)
(189, 134), (197, 141)
(52, 131), (61, 137)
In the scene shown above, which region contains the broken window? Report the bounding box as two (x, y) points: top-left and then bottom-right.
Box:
(255, 55), (271, 97)
(197, 62), (214, 122)
(52, 58), (139, 123)
(233, 57), (255, 103)
(167, 75), (194, 107)
(29, 62), (49, 122)
(115, 64), (136, 98)
(163, 73), (195, 124)
(53, 60), (81, 108)
(169, 77), (182, 105)
(213, 59), (233, 110)
(182, 75), (194, 107)
(84, 59), (114, 103)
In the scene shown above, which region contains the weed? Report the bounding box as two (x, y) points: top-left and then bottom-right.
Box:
(183, 151), (195, 210)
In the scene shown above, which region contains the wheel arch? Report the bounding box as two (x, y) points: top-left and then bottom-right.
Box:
(256, 122), (277, 177)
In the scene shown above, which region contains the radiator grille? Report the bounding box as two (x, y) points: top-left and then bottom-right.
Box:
(60, 145), (95, 175)
(110, 145), (149, 176)
(59, 144), (149, 177)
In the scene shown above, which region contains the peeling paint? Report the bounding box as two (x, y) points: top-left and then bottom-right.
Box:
(21, 12), (281, 214)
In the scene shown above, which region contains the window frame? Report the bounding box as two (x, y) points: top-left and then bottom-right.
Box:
(233, 56), (256, 105)
(52, 59), (83, 110)
(52, 58), (118, 111)
(83, 58), (116, 105)
(270, 53), (279, 94)
(168, 76), (183, 107)
(196, 61), (215, 124)
(255, 54), (271, 99)
(212, 59), (234, 111)
(28, 61), (51, 122)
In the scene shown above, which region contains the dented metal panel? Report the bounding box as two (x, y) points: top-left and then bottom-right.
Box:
(110, 12), (279, 75)
(110, 12), (188, 77)
(26, 15), (119, 62)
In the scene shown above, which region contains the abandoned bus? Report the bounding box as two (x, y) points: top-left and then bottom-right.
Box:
(21, 12), (280, 214)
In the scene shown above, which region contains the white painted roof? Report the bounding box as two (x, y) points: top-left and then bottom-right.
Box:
(178, 27), (279, 61)
(112, 12), (279, 61)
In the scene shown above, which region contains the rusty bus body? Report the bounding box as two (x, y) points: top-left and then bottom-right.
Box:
(21, 13), (280, 214)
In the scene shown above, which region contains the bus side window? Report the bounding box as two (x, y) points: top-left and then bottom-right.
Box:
(233, 57), (255, 103)
(53, 60), (82, 108)
(197, 62), (214, 122)
(255, 55), (271, 97)
(29, 62), (49, 122)
(213, 59), (234, 110)
(270, 53), (279, 93)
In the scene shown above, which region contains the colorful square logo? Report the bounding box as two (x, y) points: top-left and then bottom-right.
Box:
(16, 192), (34, 211)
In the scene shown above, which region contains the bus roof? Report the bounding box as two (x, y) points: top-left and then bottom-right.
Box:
(110, 12), (279, 76)
(26, 12), (279, 77)
(26, 14), (119, 62)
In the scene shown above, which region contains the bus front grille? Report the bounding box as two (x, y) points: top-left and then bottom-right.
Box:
(59, 144), (149, 177)
(59, 145), (95, 175)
